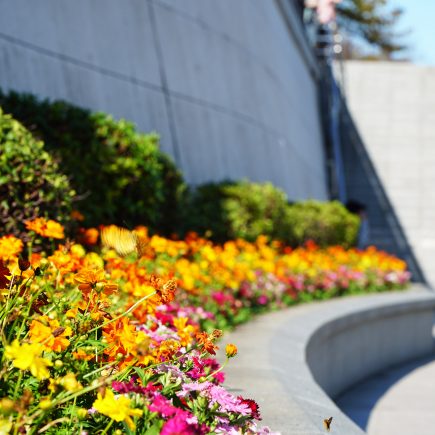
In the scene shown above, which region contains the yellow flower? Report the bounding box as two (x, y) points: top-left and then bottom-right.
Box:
(58, 373), (82, 392)
(5, 340), (52, 380)
(29, 316), (72, 352)
(225, 343), (238, 358)
(93, 389), (143, 430)
(0, 235), (23, 261)
(173, 317), (196, 347)
(0, 418), (12, 434)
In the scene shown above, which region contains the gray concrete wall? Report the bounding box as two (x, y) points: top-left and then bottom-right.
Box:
(342, 61), (435, 286)
(0, 0), (328, 201)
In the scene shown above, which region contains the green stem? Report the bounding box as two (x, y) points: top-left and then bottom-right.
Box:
(101, 419), (114, 435)
(13, 371), (23, 399)
(204, 357), (228, 381)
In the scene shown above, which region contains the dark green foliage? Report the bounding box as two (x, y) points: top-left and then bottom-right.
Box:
(185, 181), (360, 247)
(185, 180), (289, 243)
(0, 109), (75, 240)
(278, 200), (360, 247)
(0, 90), (186, 233)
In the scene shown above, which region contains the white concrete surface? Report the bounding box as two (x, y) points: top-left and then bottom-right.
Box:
(342, 60), (435, 287)
(367, 358), (435, 435)
(218, 288), (435, 434)
(0, 0), (328, 201)
(337, 355), (435, 435)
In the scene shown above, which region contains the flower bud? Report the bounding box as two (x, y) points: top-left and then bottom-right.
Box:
(0, 398), (15, 414)
(39, 398), (53, 410)
(77, 408), (88, 419)
(54, 360), (64, 369)
(18, 257), (30, 272)
(225, 343), (238, 358)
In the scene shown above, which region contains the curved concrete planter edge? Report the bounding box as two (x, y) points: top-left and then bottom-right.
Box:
(219, 286), (435, 434)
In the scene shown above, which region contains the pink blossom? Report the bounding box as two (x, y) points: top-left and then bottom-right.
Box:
(161, 411), (207, 435)
(148, 394), (177, 417)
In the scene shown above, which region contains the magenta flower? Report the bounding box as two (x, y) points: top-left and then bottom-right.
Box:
(257, 295), (268, 305)
(148, 394), (177, 418)
(161, 411), (207, 435)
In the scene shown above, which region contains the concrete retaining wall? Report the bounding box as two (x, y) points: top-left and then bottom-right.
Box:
(342, 60), (435, 287)
(307, 293), (435, 399)
(0, 0), (328, 201)
(219, 288), (435, 434)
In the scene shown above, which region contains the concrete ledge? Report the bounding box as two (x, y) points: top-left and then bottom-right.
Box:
(219, 287), (435, 434)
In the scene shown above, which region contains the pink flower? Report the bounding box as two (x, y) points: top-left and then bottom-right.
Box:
(148, 394), (177, 417)
(257, 295), (268, 305)
(237, 396), (261, 420)
(208, 385), (251, 415)
(178, 382), (251, 415)
(161, 411), (207, 435)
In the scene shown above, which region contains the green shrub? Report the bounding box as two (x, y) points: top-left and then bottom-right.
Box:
(0, 90), (186, 233)
(278, 200), (360, 247)
(185, 180), (360, 247)
(184, 180), (288, 242)
(0, 108), (75, 240)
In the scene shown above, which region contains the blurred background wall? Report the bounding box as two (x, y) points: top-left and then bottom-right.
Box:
(0, 0), (328, 200)
(342, 60), (435, 285)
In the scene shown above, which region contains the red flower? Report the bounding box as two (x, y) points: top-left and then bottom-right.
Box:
(0, 261), (11, 289)
(237, 396), (261, 420)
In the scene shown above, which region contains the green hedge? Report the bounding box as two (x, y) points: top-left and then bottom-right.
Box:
(185, 181), (360, 247)
(0, 90), (186, 234)
(278, 200), (360, 248)
(185, 180), (288, 242)
(0, 109), (75, 240)
(0, 89), (360, 246)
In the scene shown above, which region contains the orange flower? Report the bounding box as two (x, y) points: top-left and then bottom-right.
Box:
(195, 331), (219, 355)
(103, 318), (153, 367)
(0, 235), (23, 261)
(78, 228), (99, 246)
(72, 349), (95, 361)
(70, 210), (85, 222)
(74, 267), (117, 295)
(29, 316), (72, 352)
(155, 339), (181, 361)
(25, 218), (64, 239)
(173, 317), (196, 347)
(158, 279), (177, 304)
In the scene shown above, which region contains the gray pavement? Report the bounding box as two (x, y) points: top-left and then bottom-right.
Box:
(217, 289), (435, 435)
(337, 355), (435, 435)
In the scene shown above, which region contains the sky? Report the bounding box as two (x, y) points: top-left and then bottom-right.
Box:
(393, 0), (435, 65)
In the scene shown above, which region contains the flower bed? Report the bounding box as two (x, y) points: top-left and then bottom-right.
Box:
(0, 221), (409, 434)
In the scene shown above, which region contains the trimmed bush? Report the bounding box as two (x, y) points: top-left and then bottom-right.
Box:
(0, 109), (75, 240)
(185, 181), (360, 247)
(184, 180), (288, 242)
(0, 90), (186, 233)
(278, 200), (360, 247)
